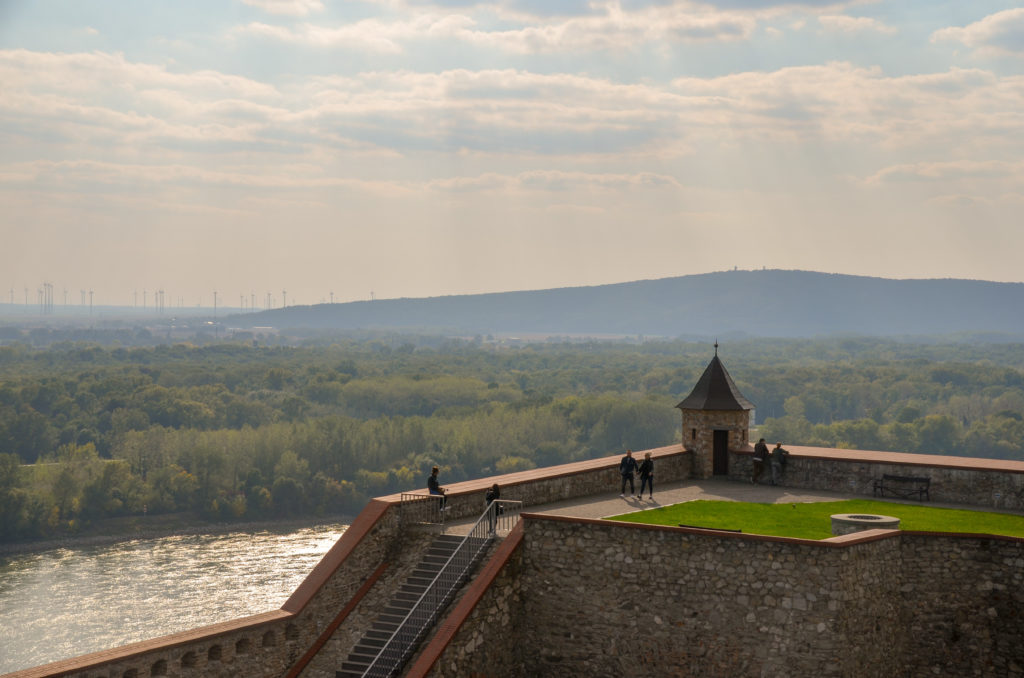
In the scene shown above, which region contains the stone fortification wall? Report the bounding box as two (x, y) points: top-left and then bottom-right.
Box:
(7, 449), (688, 678)
(422, 516), (1023, 678)
(728, 446), (1024, 511)
(897, 533), (1024, 676)
(11, 444), (1024, 678)
(515, 516), (902, 678)
(5, 501), (403, 678)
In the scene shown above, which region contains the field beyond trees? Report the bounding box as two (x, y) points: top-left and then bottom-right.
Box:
(1, 335), (1023, 543)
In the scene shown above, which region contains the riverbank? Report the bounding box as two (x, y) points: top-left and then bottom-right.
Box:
(0, 512), (353, 558)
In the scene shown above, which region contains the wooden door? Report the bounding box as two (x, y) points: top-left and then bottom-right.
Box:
(713, 429), (729, 475)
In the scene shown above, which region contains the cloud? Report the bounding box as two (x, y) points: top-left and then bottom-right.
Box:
(239, 4), (757, 55)
(0, 49), (279, 100)
(670, 64), (1024, 151)
(818, 15), (896, 35)
(865, 160), (1023, 184)
(932, 8), (1024, 57)
(424, 169), (680, 193)
(3, 48), (1023, 213)
(239, 15), (476, 54)
(239, 0), (325, 16)
(693, 0), (860, 8)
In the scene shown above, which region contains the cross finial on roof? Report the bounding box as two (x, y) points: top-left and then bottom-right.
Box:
(714, 340), (718, 356)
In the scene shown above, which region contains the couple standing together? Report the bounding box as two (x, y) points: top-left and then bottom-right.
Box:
(752, 438), (789, 485)
(619, 449), (654, 500)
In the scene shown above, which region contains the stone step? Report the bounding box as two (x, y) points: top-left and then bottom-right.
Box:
(356, 636), (386, 650)
(339, 532), (493, 677)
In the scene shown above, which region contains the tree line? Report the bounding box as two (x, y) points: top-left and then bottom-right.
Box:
(0, 336), (1022, 542)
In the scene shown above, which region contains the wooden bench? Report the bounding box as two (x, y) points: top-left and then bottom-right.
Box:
(872, 474), (930, 501)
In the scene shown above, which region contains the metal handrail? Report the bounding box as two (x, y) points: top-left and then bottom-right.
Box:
(362, 499), (522, 677)
(400, 492), (447, 529)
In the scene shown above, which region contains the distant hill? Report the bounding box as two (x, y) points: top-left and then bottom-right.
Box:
(227, 270), (1024, 339)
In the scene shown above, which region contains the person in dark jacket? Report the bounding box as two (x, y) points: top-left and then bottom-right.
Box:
(752, 438), (769, 485)
(485, 483), (501, 532)
(619, 449), (638, 498)
(427, 465), (447, 511)
(637, 452), (654, 500)
(770, 443), (789, 486)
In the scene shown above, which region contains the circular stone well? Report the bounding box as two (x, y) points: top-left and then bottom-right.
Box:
(830, 513), (900, 536)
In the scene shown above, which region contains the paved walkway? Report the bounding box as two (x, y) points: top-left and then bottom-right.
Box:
(529, 477), (859, 520)
(444, 478), (862, 535)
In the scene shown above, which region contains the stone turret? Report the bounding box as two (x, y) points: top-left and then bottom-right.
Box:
(676, 344), (754, 478)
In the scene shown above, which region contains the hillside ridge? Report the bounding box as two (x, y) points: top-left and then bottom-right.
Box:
(229, 269), (1024, 338)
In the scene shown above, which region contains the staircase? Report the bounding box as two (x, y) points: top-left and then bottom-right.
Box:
(336, 533), (489, 678)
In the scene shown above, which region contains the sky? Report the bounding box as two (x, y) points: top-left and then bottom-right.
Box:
(1, 1), (1023, 309)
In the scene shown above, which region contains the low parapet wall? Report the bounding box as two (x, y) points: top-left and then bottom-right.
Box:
(729, 445), (1024, 511)
(378, 444), (690, 520)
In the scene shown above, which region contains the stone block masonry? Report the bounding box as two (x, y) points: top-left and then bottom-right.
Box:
(516, 517), (902, 678)
(8, 445), (1024, 678)
(728, 445), (1024, 511)
(424, 516), (1023, 678)
(3, 500), (406, 678)
(898, 534), (1024, 676)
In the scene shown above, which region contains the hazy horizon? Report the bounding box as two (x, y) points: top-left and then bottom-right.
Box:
(2, 2), (1023, 306)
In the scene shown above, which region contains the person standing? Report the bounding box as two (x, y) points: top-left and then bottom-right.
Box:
(637, 452), (654, 500)
(619, 449), (638, 498)
(427, 465), (448, 511)
(752, 438), (769, 485)
(770, 443), (789, 486)
(485, 483), (501, 533)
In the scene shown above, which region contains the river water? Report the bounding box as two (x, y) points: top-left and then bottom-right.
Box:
(0, 523), (348, 675)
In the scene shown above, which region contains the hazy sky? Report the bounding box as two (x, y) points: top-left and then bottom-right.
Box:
(1, 1), (1022, 308)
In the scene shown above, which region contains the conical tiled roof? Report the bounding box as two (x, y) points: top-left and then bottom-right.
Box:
(675, 353), (754, 411)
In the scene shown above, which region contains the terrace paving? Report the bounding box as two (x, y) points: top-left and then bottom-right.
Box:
(443, 477), (869, 535)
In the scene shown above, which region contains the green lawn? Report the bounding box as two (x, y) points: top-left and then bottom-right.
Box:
(607, 500), (1024, 540)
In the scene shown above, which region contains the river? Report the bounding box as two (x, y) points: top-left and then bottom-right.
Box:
(0, 522), (348, 675)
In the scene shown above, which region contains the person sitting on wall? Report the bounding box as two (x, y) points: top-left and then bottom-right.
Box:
(752, 438), (769, 485)
(428, 465), (448, 511)
(770, 442), (789, 486)
(619, 449), (638, 498)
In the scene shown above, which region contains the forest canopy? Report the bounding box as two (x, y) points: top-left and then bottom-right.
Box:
(1, 336), (1022, 543)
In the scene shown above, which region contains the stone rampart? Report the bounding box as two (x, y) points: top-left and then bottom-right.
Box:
(4, 500), (404, 678)
(728, 445), (1024, 511)
(422, 516), (1024, 678)
(897, 532), (1024, 676)
(8, 444), (1024, 678)
(4, 448), (688, 678)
